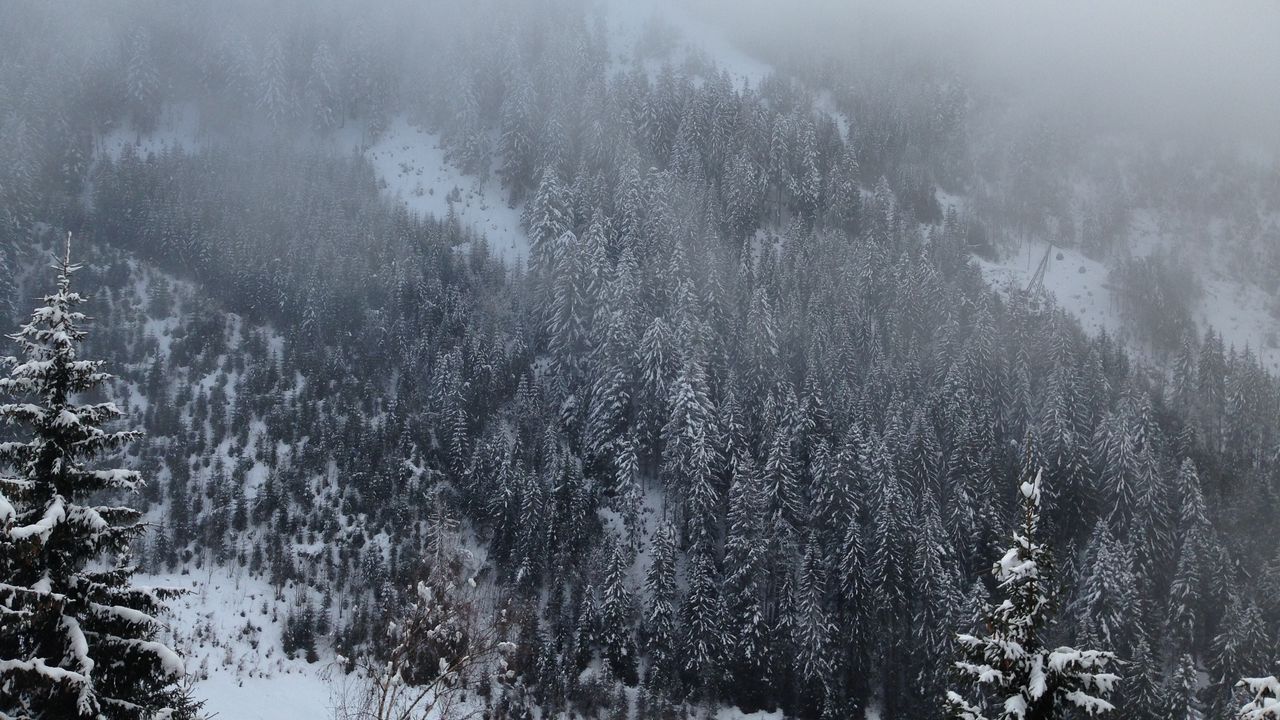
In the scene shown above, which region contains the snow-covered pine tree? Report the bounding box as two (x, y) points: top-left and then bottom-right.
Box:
(680, 551), (726, 695)
(722, 454), (771, 708)
(945, 469), (1119, 720)
(642, 522), (679, 697)
(306, 41), (340, 133)
(1237, 672), (1280, 720)
(1092, 403), (1143, 531)
(524, 167), (571, 278)
(498, 78), (537, 203)
(0, 237), (16, 330)
(908, 489), (963, 718)
(760, 420), (801, 536)
(1210, 597), (1272, 714)
(835, 492), (870, 698)
(1072, 521), (1139, 658)
(1166, 653), (1205, 720)
(258, 35), (293, 128)
(790, 529), (835, 714)
(867, 442), (911, 616)
(1118, 636), (1163, 720)
(0, 236), (188, 717)
(598, 540), (637, 684)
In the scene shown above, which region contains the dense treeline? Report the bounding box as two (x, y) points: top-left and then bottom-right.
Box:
(3, 1), (1279, 718)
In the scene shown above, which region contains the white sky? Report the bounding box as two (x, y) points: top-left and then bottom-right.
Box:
(692, 0), (1280, 151)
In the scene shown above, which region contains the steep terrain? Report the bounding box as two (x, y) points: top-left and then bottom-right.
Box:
(3, 1), (1279, 718)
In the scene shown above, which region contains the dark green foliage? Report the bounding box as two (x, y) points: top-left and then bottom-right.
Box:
(0, 244), (187, 718)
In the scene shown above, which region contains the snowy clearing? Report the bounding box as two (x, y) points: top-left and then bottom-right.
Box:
(361, 116), (529, 265)
(138, 567), (334, 720)
(975, 241), (1124, 339)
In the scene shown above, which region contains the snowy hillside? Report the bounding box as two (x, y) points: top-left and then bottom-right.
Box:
(98, 108), (529, 267)
(977, 225), (1280, 372)
(138, 568), (333, 720)
(5, 1), (1280, 719)
(359, 117), (529, 264)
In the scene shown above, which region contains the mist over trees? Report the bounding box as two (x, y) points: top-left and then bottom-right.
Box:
(1, 0), (1278, 718)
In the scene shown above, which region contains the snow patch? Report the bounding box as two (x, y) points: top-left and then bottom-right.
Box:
(974, 242), (1123, 338)
(363, 116), (529, 264)
(137, 566), (334, 720)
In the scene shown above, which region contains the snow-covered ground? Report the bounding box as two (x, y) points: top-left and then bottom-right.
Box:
(713, 708), (785, 720)
(358, 117), (529, 265)
(97, 108), (530, 266)
(1196, 274), (1280, 370)
(1126, 209), (1280, 368)
(975, 241), (1123, 339)
(977, 232), (1280, 372)
(138, 567), (333, 720)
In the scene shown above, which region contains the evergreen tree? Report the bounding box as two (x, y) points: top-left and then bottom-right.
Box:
(1039, 362), (1091, 539)
(868, 444), (911, 616)
(1073, 521), (1139, 658)
(946, 470), (1119, 720)
(306, 41), (340, 132)
(0, 238), (188, 717)
(1092, 403), (1143, 531)
(258, 35), (293, 127)
(680, 552), (726, 695)
(599, 541), (638, 684)
(835, 496), (871, 704)
(643, 522), (679, 697)
(1118, 636), (1163, 720)
(1210, 598), (1271, 712)
(125, 30), (161, 136)
(525, 167), (571, 277)
(791, 531), (834, 713)
(909, 490), (962, 718)
(1165, 653), (1205, 720)
(1237, 672), (1280, 720)
(722, 455), (770, 709)
(499, 78), (538, 203)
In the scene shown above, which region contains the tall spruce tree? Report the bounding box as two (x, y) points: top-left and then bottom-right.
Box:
(0, 236), (189, 717)
(946, 470), (1119, 720)
(598, 540), (637, 685)
(722, 454), (770, 708)
(1167, 653), (1205, 720)
(791, 530), (834, 711)
(643, 522), (679, 697)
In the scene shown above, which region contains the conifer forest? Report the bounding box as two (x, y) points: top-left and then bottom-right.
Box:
(2, 1), (1279, 718)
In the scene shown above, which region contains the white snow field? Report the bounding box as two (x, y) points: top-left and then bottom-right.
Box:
(138, 568), (334, 720)
(358, 116), (530, 265)
(975, 232), (1280, 372)
(975, 240), (1123, 339)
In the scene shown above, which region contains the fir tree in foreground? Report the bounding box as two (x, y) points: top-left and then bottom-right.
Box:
(0, 236), (189, 718)
(1237, 672), (1280, 719)
(945, 469), (1119, 720)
